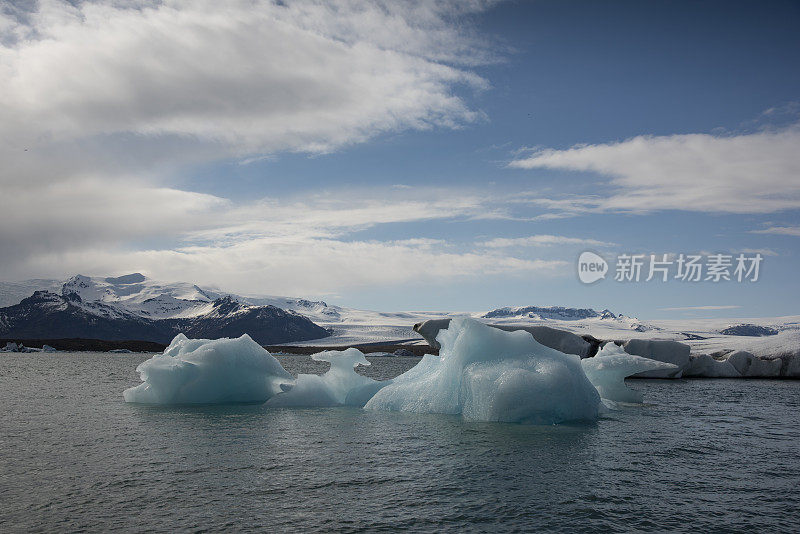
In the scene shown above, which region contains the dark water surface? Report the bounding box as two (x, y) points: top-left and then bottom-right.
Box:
(1, 352), (799, 533)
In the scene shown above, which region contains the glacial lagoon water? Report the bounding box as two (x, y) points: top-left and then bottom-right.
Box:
(2, 352), (799, 533)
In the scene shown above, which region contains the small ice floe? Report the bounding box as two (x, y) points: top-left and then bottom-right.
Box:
(581, 342), (676, 403)
(266, 348), (388, 408)
(0, 342), (58, 353)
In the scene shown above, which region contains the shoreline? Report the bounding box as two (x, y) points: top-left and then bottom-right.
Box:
(0, 337), (434, 356)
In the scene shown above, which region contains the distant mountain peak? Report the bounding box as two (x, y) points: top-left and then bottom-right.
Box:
(211, 295), (244, 315)
(0, 285), (329, 345)
(64, 291), (83, 303)
(483, 305), (616, 321)
(25, 290), (64, 305)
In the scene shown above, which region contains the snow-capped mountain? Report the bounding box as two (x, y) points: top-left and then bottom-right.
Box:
(53, 273), (344, 322)
(483, 305), (618, 321)
(0, 274), (330, 345)
(60, 273), (222, 319)
(0, 278), (63, 308)
(0, 274), (653, 333)
(0, 273), (678, 347)
(1, 274), (798, 358)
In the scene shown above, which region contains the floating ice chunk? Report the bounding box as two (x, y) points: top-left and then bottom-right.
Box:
(413, 318), (591, 357)
(622, 339), (690, 378)
(581, 343), (677, 403)
(785, 352), (800, 378)
(366, 317), (602, 424)
(726, 351), (782, 377)
(683, 353), (740, 378)
(267, 348), (388, 408)
(123, 333), (292, 404)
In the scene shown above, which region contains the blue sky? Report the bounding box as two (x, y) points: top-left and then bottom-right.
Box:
(1, 0), (798, 318)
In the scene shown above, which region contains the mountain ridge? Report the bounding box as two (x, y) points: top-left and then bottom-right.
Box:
(483, 305), (618, 321)
(0, 286), (330, 345)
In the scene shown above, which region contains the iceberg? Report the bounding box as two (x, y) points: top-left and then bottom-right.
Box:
(123, 333), (293, 404)
(683, 353), (740, 378)
(366, 317), (603, 424)
(622, 339), (690, 378)
(726, 351), (782, 377)
(266, 348), (388, 408)
(581, 342), (677, 403)
(123, 322), (671, 421)
(413, 318), (592, 357)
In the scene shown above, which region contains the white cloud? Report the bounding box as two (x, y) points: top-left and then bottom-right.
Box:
(0, 0), (497, 241)
(19, 236), (568, 297)
(0, 1), (535, 296)
(188, 189), (490, 243)
(509, 128), (800, 214)
(660, 305), (742, 312)
(740, 248), (779, 257)
(750, 226), (800, 237)
(0, 177), (228, 260)
(479, 235), (617, 248)
(0, 0), (490, 155)
(0, 184), (569, 294)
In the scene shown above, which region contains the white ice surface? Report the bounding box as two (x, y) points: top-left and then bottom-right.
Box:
(365, 317), (603, 424)
(123, 333), (292, 404)
(581, 343), (677, 403)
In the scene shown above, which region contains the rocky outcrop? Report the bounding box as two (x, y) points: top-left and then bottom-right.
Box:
(483, 305), (614, 321)
(413, 319), (592, 358)
(182, 297), (329, 344)
(720, 324), (779, 337)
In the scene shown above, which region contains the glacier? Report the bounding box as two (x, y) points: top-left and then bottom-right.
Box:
(123, 333), (293, 404)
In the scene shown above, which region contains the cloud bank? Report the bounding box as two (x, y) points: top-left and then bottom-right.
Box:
(0, 0), (491, 154)
(510, 127), (800, 215)
(751, 226), (800, 237)
(479, 235), (617, 248)
(2, 1), (557, 295)
(3, 182), (570, 294)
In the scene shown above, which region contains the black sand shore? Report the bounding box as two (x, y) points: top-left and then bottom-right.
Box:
(1, 338), (433, 356)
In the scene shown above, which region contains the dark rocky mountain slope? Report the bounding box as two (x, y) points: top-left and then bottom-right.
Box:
(0, 291), (330, 345)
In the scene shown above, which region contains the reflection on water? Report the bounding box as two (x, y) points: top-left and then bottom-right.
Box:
(1, 352), (799, 532)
